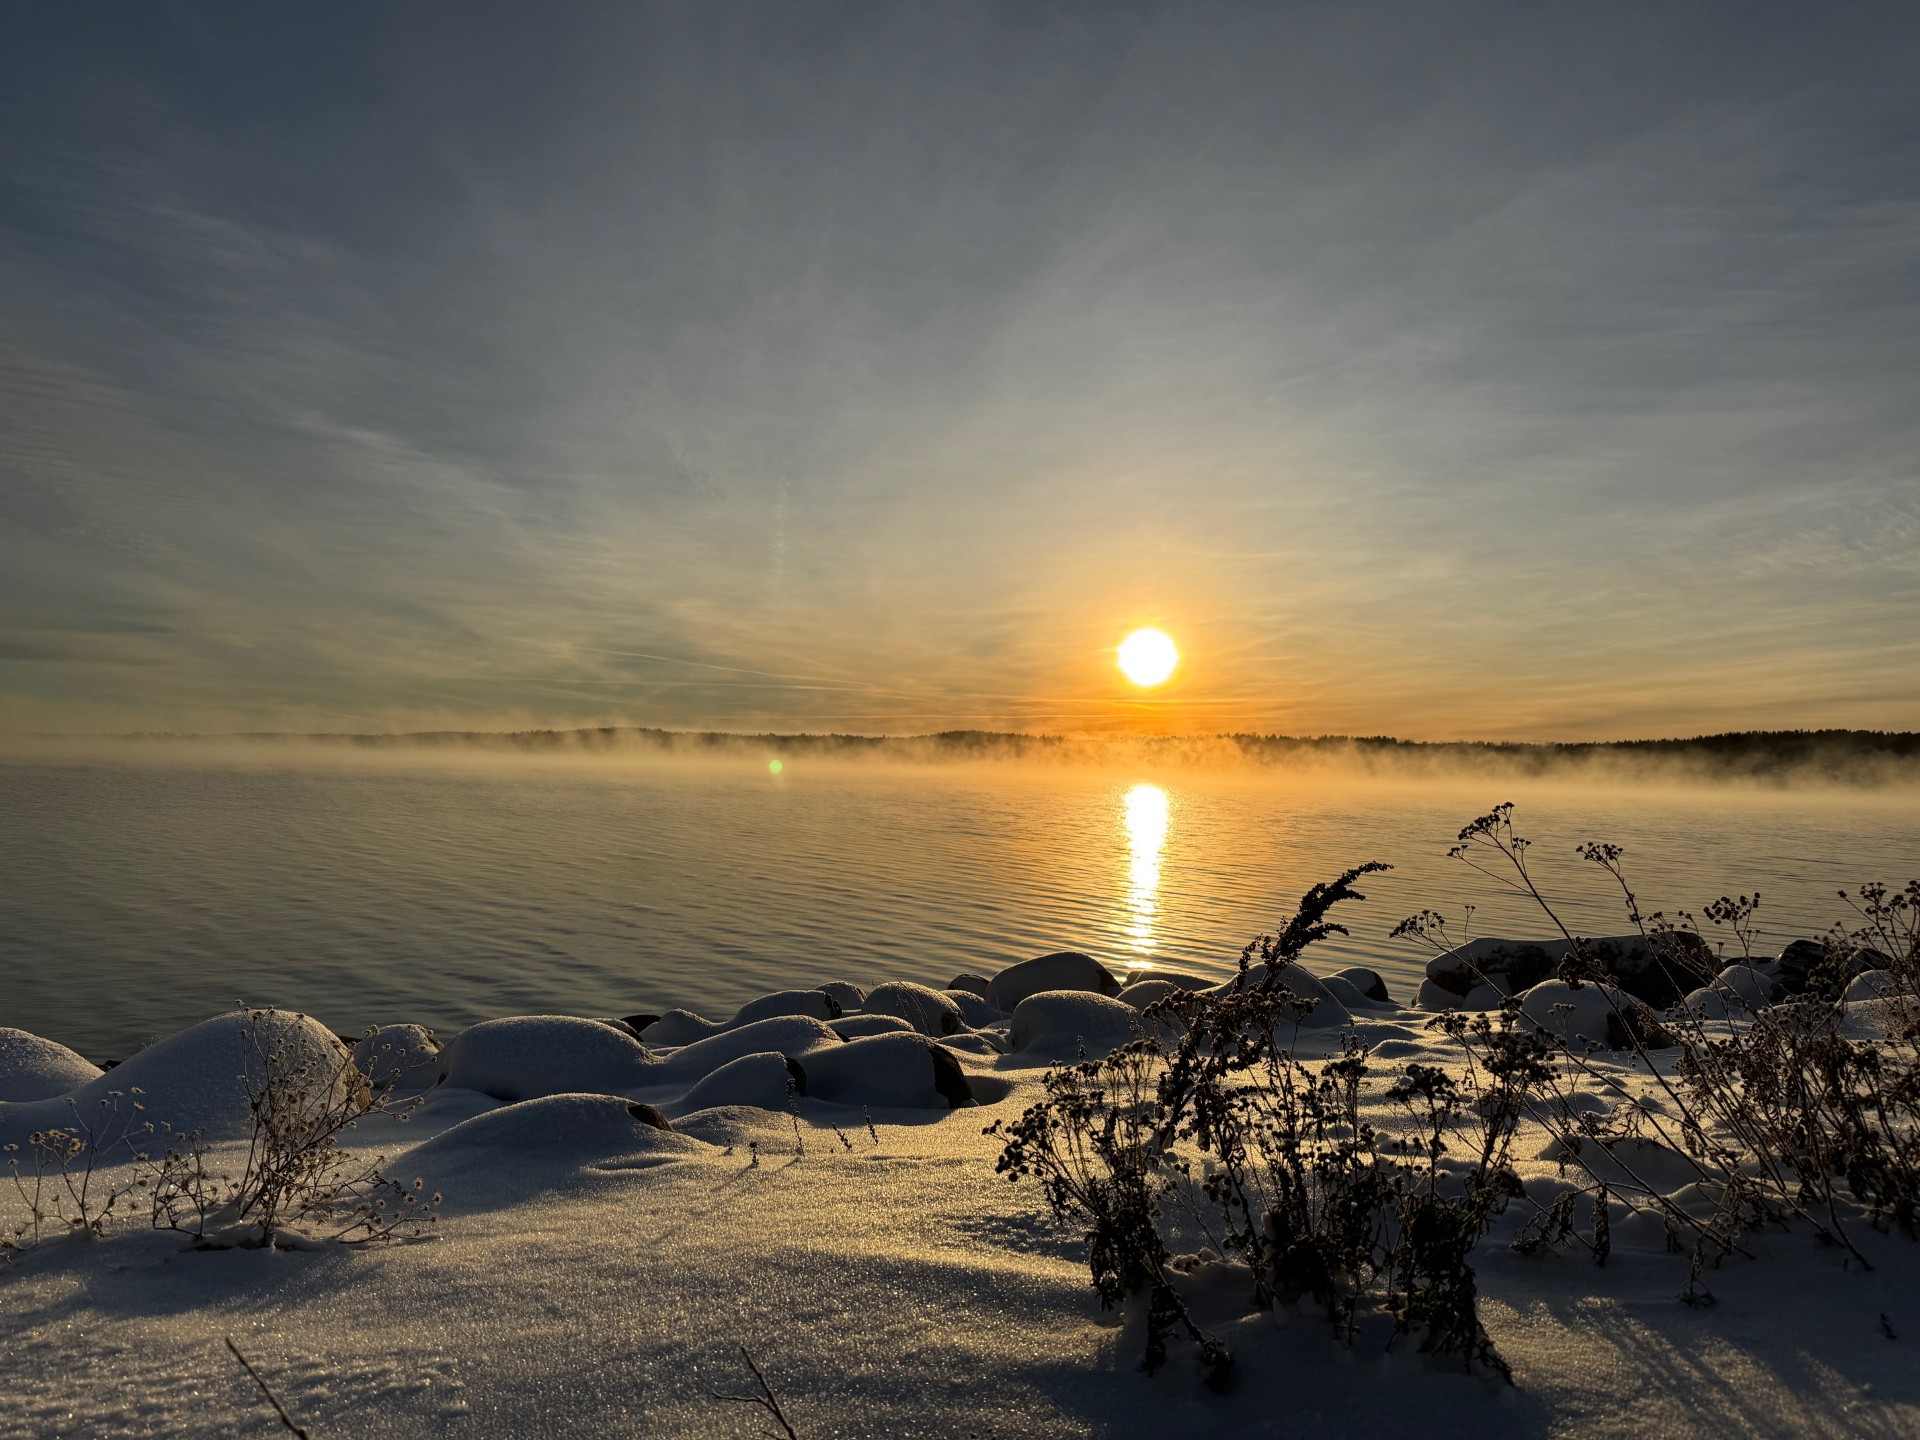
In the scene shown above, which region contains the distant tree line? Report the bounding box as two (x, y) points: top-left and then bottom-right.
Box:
(107, 723), (1919, 784)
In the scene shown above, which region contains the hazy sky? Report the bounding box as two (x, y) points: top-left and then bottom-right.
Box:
(3, 2), (1917, 739)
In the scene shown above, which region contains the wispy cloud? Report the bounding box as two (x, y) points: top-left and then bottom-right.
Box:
(1, 3), (1916, 737)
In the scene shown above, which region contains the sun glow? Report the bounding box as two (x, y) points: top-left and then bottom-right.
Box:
(1117, 628), (1179, 687)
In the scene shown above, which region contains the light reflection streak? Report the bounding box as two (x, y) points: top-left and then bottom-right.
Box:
(1122, 783), (1168, 964)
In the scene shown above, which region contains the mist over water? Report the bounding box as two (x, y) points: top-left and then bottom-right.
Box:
(5, 750), (1917, 1060)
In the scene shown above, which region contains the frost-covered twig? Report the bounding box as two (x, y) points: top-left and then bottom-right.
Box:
(224, 1337), (311, 1438)
(710, 1344), (799, 1439)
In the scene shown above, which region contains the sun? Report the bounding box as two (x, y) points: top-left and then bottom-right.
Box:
(1117, 627), (1179, 687)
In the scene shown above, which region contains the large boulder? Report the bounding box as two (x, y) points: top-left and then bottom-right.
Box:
(986, 952), (1121, 1011)
(1776, 938), (1829, 984)
(1426, 938), (1556, 997)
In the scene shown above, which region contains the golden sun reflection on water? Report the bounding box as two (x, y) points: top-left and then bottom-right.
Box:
(1122, 783), (1169, 965)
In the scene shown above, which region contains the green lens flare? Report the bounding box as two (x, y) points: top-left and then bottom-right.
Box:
(767, 759), (784, 775)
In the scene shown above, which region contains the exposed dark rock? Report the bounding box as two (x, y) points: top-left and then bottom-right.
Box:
(1775, 938), (1894, 999)
(783, 1055), (808, 1095)
(1606, 1001), (1679, 1051)
(927, 1043), (974, 1108)
(1596, 934), (1717, 1009)
(1427, 942), (1555, 998)
(626, 1102), (673, 1131)
(1427, 934), (1713, 1008)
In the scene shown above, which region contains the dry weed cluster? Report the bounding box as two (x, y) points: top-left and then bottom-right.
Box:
(5, 1010), (438, 1256)
(990, 805), (1920, 1387)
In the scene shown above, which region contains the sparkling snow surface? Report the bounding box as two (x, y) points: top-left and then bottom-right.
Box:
(4, 980), (1918, 1439)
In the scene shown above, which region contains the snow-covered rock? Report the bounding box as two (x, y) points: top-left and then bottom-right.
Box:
(1838, 996), (1916, 1042)
(1844, 969), (1907, 1004)
(353, 1025), (442, 1094)
(1006, 991), (1140, 1057)
(637, 989), (841, 1047)
(1461, 977), (1516, 1011)
(943, 989), (1004, 1028)
(1319, 975), (1371, 1011)
(1265, 964), (1353, 1028)
(800, 1033), (973, 1109)
(946, 974), (992, 998)
(0, 1027), (103, 1102)
(1674, 987), (1739, 1022)
(1330, 966), (1392, 1003)
(653, 1017), (841, 1081)
(986, 951), (1121, 1011)
(1116, 977), (1195, 1010)
(734, 989), (842, 1024)
(1711, 964), (1777, 1011)
(1544, 1135), (1701, 1194)
(1776, 941), (1893, 998)
(1518, 980), (1631, 1047)
(679, 1053), (804, 1111)
(638, 1008), (724, 1046)
(830, 1014), (917, 1040)
(1670, 965), (1776, 1023)
(392, 1093), (709, 1211)
(0, 1010), (350, 1150)
(860, 981), (965, 1036)
(436, 1016), (656, 1102)
(813, 981), (869, 1011)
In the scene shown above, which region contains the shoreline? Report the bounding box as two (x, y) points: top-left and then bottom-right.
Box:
(5, 938), (1919, 1437)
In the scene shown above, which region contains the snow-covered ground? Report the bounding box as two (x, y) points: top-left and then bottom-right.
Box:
(4, 957), (1917, 1440)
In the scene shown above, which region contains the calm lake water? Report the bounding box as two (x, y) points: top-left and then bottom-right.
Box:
(4, 751), (1917, 1059)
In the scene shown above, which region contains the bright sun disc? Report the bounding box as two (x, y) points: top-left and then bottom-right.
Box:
(1117, 628), (1179, 687)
